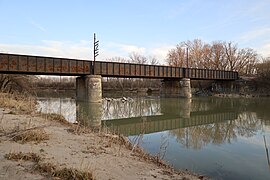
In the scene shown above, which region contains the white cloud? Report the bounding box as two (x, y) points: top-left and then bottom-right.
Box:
(149, 45), (175, 64)
(0, 41), (90, 60)
(104, 42), (174, 64)
(121, 45), (145, 54)
(105, 42), (146, 55)
(29, 19), (47, 33)
(165, 0), (197, 19)
(240, 27), (270, 42)
(257, 42), (270, 57)
(0, 41), (175, 64)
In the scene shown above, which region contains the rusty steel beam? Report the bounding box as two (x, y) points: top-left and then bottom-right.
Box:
(0, 53), (91, 75)
(0, 53), (238, 80)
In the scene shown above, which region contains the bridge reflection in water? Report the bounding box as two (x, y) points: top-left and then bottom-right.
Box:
(39, 97), (270, 179)
(76, 98), (238, 136)
(76, 101), (102, 129)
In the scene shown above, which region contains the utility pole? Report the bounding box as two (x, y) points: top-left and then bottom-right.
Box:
(93, 33), (99, 74)
(186, 47), (189, 68)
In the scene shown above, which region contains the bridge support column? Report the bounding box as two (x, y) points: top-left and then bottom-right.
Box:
(179, 78), (192, 98)
(76, 75), (102, 103)
(161, 78), (192, 98)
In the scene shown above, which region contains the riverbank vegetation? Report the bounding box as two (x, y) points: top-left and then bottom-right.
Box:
(0, 92), (36, 113)
(256, 58), (270, 87)
(0, 74), (35, 94)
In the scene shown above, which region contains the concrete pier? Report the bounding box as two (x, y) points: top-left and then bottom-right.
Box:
(161, 78), (192, 98)
(76, 75), (102, 103)
(179, 78), (192, 98)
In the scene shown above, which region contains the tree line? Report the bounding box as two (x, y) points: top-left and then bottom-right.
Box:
(166, 39), (258, 75)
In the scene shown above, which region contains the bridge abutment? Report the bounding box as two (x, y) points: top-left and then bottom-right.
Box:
(76, 75), (102, 103)
(161, 78), (192, 98)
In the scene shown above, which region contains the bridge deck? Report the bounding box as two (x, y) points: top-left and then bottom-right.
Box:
(0, 53), (238, 80)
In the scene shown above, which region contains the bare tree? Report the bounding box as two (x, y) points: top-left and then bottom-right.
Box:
(224, 42), (258, 75)
(167, 39), (259, 75)
(108, 56), (129, 63)
(185, 39), (206, 68)
(149, 56), (159, 65)
(210, 41), (226, 70)
(166, 44), (187, 67)
(257, 57), (270, 80)
(0, 74), (35, 94)
(129, 52), (147, 64)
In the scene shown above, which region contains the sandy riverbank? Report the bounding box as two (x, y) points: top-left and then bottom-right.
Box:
(0, 103), (205, 180)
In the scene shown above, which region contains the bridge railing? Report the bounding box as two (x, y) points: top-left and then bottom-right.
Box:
(94, 61), (238, 80)
(94, 61), (184, 78)
(184, 68), (238, 80)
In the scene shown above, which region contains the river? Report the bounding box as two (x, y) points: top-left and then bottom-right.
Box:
(37, 94), (270, 180)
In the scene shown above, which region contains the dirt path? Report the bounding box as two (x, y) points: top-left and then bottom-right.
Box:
(0, 107), (205, 180)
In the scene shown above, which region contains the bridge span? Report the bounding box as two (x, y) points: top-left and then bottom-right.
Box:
(0, 53), (238, 80)
(0, 53), (239, 100)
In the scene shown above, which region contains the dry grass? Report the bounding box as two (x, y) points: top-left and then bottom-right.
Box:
(5, 152), (94, 180)
(5, 152), (41, 162)
(105, 132), (173, 170)
(0, 93), (36, 113)
(44, 113), (68, 123)
(101, 132), (170, 168)
(35, 162), (94, 180)
(11, 128), (49, 143)
(41, 113), (94, 135)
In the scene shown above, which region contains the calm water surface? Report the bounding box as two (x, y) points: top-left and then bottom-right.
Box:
(37, 96), (270, 180)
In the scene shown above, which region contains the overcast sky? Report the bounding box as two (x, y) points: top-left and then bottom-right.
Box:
(0, 0), (270, 64)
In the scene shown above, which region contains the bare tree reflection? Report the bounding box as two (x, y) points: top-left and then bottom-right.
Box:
(170, 112), (262, 149)
(37, 97), (76, 122)
(102, 98), (161, 120)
